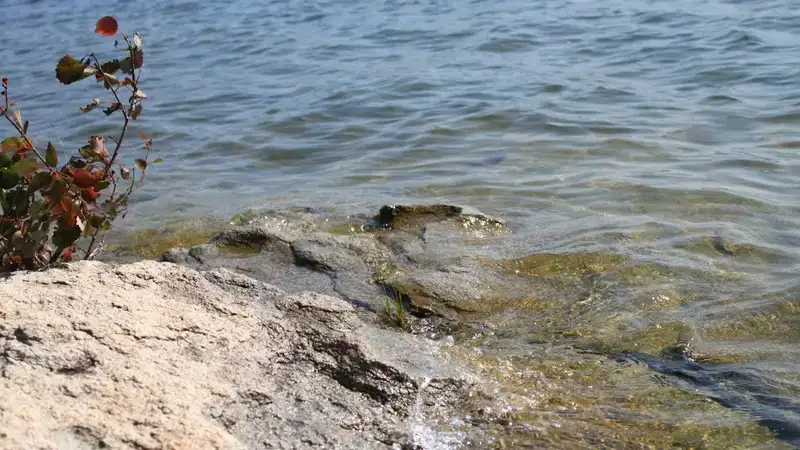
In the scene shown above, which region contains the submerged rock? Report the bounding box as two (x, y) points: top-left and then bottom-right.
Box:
(376, 204), (505, 233)
(0, 261), (475, 449)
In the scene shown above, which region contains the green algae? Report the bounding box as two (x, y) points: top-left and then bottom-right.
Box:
(105, 224), (221, 259)
(216, 244), (262, 258)
(484, 251), (628, 278)
(703, 301), (800, 342)
(693, 352), (754, 366)
(445, 346), (788, 449)
(679, 234), (790, 265)
(581, 322), (695, 357)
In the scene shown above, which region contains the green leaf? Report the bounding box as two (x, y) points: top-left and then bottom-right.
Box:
(83, 220), (94, 238)
(152, 157), (164, 164)
(96, 179), (110, 190)
(68, 156), (88, 169)
(100, 59), (121, 75)
(130, 103), (143, 120)
(28, 172), (52, 193)
(102, 201), (119, 221)
(88, 214), (105, 229)
(1, 137), (24, 154)
(134, 159), (147, 171)
(29, 200), (50, 220)
(55, 55), (93, 85)
(46, 141), (58, 167)
(28, 229), (48, 244)
(10, 157), (40, 177)
(79, 145), (94, 160)
(0, 221), (13, 235)
(12, 190), (29, 216)
(0, 168), (20, 190)
(103, 103), (122, 116)
(0, 152), (11, 169)
(52, 226), (82, 248)
(118, 52), (144, 74)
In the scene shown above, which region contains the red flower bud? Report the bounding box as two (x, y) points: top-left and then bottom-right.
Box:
(1, 77), (7, 86)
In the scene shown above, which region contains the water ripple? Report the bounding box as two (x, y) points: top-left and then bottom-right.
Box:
(3, 1), (800, 440)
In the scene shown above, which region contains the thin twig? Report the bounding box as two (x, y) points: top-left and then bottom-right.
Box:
(0, 109), (54, 173)
(89, 54), (130, 177)
(83, 52), (136, 260)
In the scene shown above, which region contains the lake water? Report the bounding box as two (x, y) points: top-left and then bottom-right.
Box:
(3, 0), (800, 446)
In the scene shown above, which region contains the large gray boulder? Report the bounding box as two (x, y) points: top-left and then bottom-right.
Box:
(0, 261), (474, 449)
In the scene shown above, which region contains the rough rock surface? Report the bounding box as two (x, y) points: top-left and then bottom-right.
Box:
(0, 261), (474, 449)
(160, 204), (521, 324)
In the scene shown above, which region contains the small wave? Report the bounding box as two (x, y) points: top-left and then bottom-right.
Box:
(700, 94), (741, 104)
(476, 38), (538, 53)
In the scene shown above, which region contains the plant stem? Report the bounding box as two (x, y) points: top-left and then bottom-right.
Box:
(90, 55), (130, 178)
(84, 54), (136, 260)
(0, 108), (54, 173)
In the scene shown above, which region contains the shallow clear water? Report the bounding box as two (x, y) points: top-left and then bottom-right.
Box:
(3, 0), (800, 445)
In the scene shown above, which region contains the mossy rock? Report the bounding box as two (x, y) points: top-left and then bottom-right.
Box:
(579, 322), (695, 357)
(483, 251), (628, 278)
(445, 346), (787, 449)
(105, 224), (221, 259)
(703, 301), (800, 342)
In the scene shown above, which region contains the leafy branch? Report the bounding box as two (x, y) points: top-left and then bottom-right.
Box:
(0, 16), (161, 271)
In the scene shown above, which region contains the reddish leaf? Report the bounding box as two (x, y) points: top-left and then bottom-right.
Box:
(70, 168), (102, 189)
(52, 196), (79, 229)
(95, 16), (118, 37)
(62, 246), (75, 262)
(81, 187), (100, 203)
(46, 178), (69, 207)
(1, 77), (7, 87)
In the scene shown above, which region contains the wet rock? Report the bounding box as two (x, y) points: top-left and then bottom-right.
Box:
(158, 204), (521, 318)
(0, 261), (474, 449)
(377, 204), (505, 232)
(211, 226), (295, 258)
(385, 262), (544, 318)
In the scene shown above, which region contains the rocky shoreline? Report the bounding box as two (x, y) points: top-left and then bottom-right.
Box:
(0, 204), (507, 450)
(2, 204), (794, 449)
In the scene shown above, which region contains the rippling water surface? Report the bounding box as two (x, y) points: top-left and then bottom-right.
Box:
(3, 0), (800, 446)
